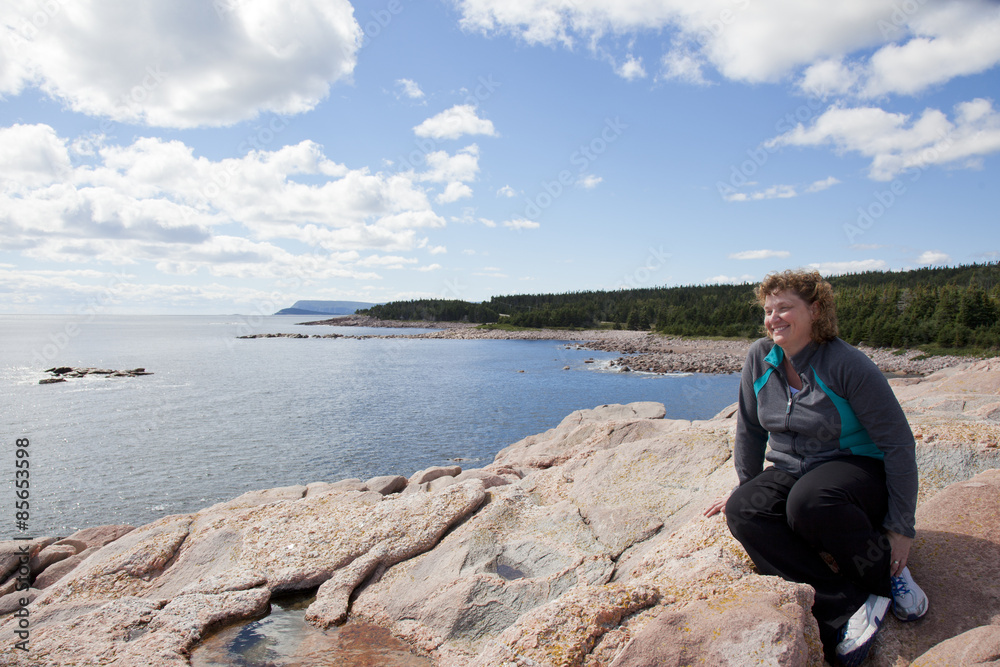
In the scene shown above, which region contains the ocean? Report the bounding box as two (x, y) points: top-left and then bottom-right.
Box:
(1, 315), (740, 537)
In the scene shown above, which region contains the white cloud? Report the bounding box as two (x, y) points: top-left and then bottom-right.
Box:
(355, 255), (419, 268)
(462, 249), (477, 255)
(503, 219), (540, 230)
(807, 259), (889, 275)
(768, 98), (1000, 181)
(455, 0), (1000, 101)
(861, 2), (1000, 97)
(428, 245), (447, 255)
(805, 176), (841, 193)
(724, 184), (797, 202)
(417, 263), (443, 271)
(0, 123), (73, 190)
(798, 59), (859, 98)
(616, 55), (647, 80)
(917, 250), (952, 265)
(729, 250), (790, 261)
(707, 274), (755, 284)
(577, 174), (603, 189)
(1, 0), (360, 128)
(437, 182), (474, 203)
(479, 218), (497, 227)
(396, 78), (425, 100)
(419, 145), (481, 183)
(414, 105), (497, 140)
(660, 46), (710, 85)
(455, 1), (893, 83)
(497, 185), (517, 198)
(0, 124), (454, 283)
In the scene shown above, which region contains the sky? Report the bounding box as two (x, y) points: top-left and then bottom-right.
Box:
(1, 0), (999, 314)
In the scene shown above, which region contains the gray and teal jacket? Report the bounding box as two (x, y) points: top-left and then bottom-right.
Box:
(735, 336), (918, 538)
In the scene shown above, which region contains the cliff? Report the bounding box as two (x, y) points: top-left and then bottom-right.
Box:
(2, 361), (999, 666)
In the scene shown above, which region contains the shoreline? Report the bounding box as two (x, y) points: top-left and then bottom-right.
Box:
(294, 315), (972, 375)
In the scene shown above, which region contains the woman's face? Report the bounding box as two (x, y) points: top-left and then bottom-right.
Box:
(763, 290), (817, 355)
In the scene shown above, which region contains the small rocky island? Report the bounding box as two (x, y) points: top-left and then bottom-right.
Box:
(3, 360), (999, 665)
(38, 367), (153, 384)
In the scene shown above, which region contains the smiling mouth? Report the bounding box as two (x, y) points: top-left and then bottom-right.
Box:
(772, 325), (789, 334)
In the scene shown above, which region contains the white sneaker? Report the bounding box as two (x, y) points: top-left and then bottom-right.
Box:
(836, 594), (890, 666)
(891, 566), (928, 621)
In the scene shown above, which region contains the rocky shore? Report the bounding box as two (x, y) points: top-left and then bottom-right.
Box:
(3, 360), (999, 666)
(257, 316), (976, 376)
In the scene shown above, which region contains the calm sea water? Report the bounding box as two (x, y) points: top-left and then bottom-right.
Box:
(1, 315), (739, 537)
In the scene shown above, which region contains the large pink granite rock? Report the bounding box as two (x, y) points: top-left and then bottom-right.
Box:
(608, 587), (819, 667)
(2, 366), (999, 667)
(910, 623), (1000, 666)
(32, 546), (100, 589)
(54, 524), (135, 551)
(0, 481), (487, 665)
(870, 468), (1000, 666)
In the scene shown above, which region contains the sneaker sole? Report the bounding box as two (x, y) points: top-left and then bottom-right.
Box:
(837, 597), (890, 666)
(892, 601), (927, 622)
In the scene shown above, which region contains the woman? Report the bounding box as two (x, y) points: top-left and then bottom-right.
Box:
(704, 270), (927, 666)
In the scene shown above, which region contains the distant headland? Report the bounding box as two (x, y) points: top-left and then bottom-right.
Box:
(273, 300), (379, 316)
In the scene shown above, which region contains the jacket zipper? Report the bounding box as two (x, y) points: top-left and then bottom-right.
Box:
(785, 392), (792, 430)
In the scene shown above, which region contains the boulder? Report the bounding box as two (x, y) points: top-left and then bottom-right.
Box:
(869, 468), (1000, 666)
(408, 465), (462, 485)
(910, 623), (1000, 666)
(365, 475), (408, 495)
(439, 468), (513, 491)
(52, 538), (88, 553)
(202, 484), (306, 513)
(607, 586), (820, 667)
(28, 544), (77, 574)
(55, 524), (135, 550)
(558, 402), (667, 427)
(0, 537), (57, 582)
(33, 547), (100, 589)
(469, 584), (661, 667)
(306, 479), (368, 495)
(0, 588), (40, 615)
(0, 577), (17, 598)
(5, 590), (270, 666)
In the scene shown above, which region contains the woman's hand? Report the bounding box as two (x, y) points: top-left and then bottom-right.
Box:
(703, 493), (731, 518)
(887, 530), (913, 577)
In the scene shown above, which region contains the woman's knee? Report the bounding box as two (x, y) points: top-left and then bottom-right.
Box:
(786, 482), (832, 535)
(725, 483), (774, 539)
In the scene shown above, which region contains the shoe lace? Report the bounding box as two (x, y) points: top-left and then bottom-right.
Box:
(891, 576), (911, 599)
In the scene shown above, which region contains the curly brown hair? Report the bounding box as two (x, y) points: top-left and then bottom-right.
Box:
(755, 269), (838, 343)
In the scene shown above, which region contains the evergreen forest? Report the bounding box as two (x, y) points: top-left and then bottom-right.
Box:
(357, 263), (1000, 351)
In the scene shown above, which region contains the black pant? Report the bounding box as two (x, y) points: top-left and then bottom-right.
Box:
(725, 458), (893, 660)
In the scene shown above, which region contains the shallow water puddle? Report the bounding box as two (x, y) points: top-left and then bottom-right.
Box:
(190, 592), (431, 667)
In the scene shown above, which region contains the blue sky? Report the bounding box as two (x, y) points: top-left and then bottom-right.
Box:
(1, 0), (999, 314)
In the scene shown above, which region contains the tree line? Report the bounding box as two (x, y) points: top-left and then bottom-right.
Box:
(357, 263), (1000, 350)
